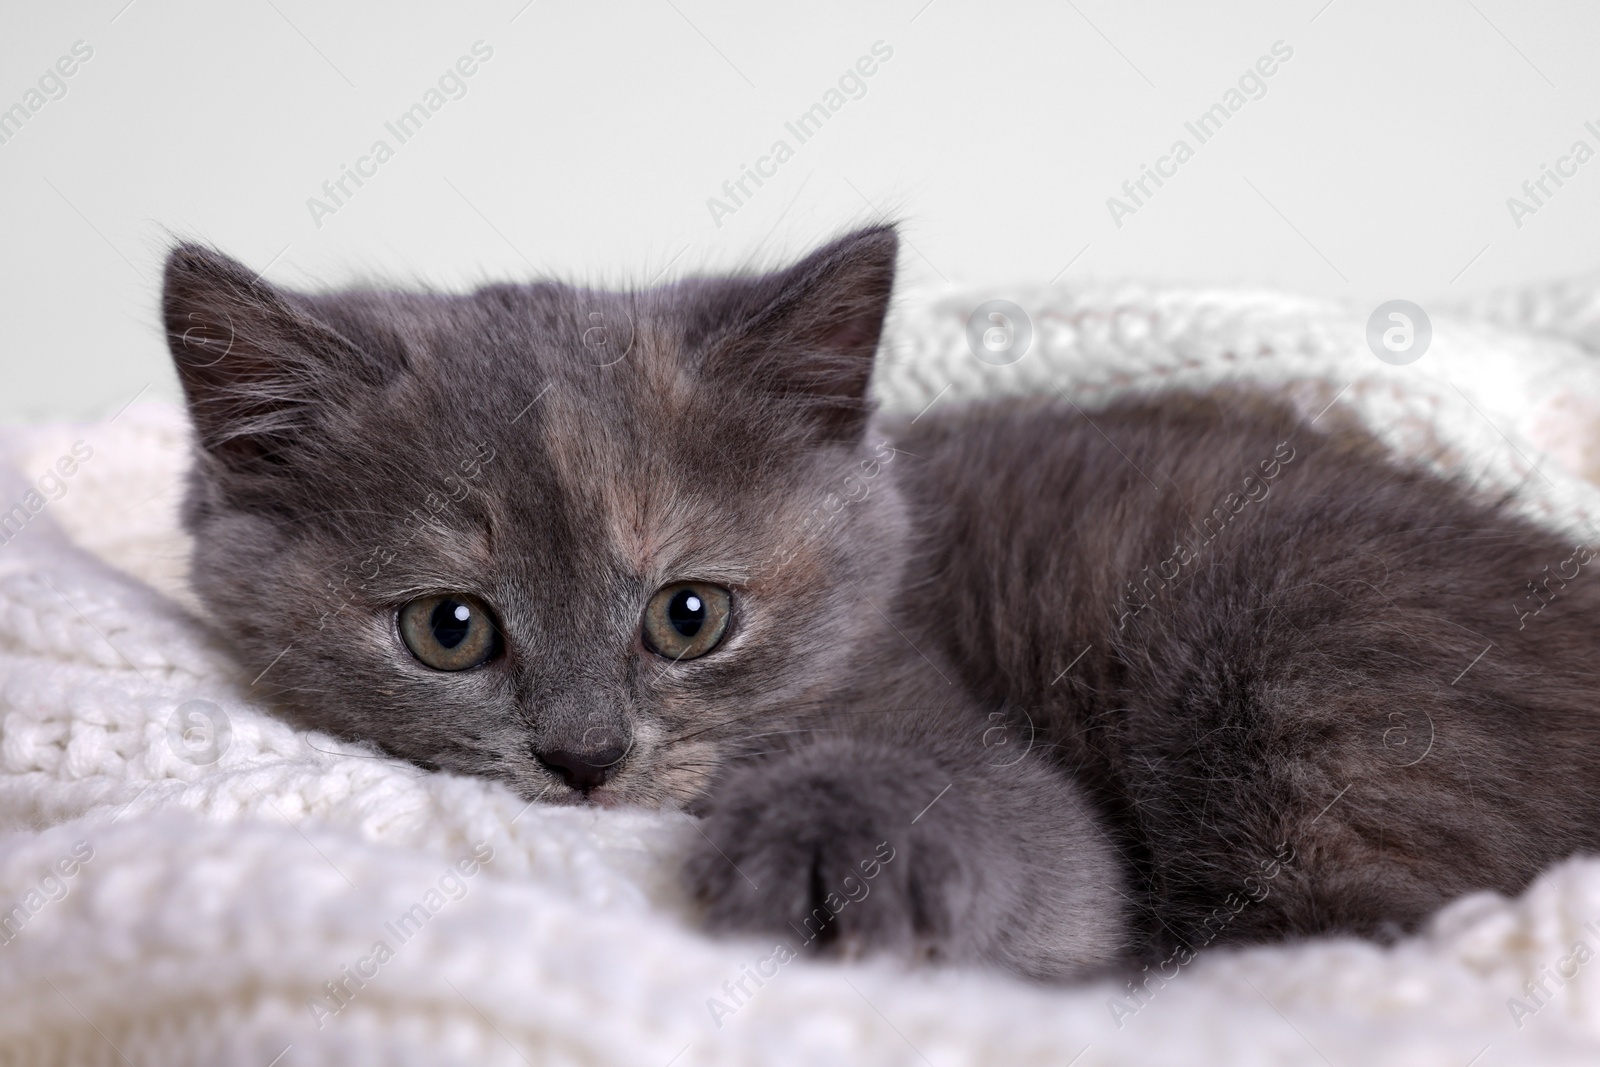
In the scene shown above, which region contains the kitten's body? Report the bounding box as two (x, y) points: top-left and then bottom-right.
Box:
(882, 394), (1600, 958)
(162, 228), (1600, 979)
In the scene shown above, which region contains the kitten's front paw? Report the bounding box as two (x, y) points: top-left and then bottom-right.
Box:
(685, 741), (986, 963)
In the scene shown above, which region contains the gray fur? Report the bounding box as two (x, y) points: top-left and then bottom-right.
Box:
(163, 229), (1600, 980)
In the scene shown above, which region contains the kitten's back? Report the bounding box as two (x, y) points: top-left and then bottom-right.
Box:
(892, 391), (1600, 952)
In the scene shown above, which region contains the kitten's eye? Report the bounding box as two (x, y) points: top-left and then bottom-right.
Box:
(398, 594), (501, 671)
(642, 582), (731, 661)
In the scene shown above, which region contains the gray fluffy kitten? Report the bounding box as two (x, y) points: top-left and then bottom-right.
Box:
(163, 228), (1600, 980)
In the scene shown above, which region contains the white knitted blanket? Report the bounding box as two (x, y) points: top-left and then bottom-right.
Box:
(7, 281), (1600, 1066)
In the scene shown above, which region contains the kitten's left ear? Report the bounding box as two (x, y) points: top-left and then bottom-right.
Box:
(704, 225), (898, 441)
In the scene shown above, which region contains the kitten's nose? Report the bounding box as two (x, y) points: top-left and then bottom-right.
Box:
(537, 742), (627, 791)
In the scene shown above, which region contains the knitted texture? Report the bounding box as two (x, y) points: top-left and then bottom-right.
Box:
(5, 281), (1600, 1066)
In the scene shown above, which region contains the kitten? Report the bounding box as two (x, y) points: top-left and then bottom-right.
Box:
(162, 228), (1600, 980)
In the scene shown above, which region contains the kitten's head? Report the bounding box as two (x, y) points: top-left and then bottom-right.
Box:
(163, 227), (906, 808)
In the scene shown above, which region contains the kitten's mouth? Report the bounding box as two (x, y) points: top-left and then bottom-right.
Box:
(528, 773), (631, 808)
(583, 786), (627, 809)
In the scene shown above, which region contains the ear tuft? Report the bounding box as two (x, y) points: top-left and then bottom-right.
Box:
(162, 243), (372, 470)
(703, 225), (899, 441)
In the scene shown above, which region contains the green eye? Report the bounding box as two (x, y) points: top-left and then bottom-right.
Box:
(399, 594), (501, 671)
(642, 582), (731, 661)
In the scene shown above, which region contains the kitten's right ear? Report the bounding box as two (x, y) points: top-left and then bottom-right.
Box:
(696, 225), (898, 444)
(163, 243), (375, 470)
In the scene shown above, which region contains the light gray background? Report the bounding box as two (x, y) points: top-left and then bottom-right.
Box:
(3, 0), (1598, 424)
